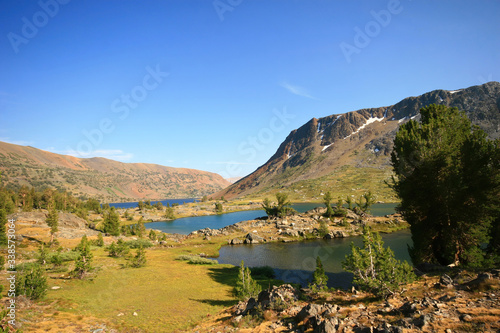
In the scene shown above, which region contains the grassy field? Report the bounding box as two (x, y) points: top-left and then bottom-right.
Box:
(27, 246), (240, 332)
(246, 165), (398, 203)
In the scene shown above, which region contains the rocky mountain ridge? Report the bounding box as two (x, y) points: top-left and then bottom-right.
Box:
(0, 141), (230, 202)
(216, 82), (500, 200)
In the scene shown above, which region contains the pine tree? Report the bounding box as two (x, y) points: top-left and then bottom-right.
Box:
(323, 192), (334, 217)
(46, 207), (59, 243)
(38, 244), (48, 265)
(310, 256), (328, 292)
(129, 245), (147, 268)
(235, 260), (261, 300)
(391, 104), (500, 267)
(148, 229), (157, 241)
(96, 232), (104, 247)
(214, 202), (223, 214)
(72, 236), (93, 279)
(318, 219), (329, 237)
(342, 226), (415, 298)
(103, 208), (120, 236)
(15, 264), (47, 300)
(136, 220), (146, 238)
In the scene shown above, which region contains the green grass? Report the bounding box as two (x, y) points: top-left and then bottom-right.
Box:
(46, 247), (238, 332)
(246, 165), (399, 203)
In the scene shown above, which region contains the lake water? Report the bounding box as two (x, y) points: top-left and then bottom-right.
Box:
(145, 202), (398, 235)
(214, 229), (412, 289)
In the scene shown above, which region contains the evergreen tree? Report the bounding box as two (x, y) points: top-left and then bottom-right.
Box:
(334, 197), (347, 217)
(262, 193), (294, 218)
(107, 239), (130, 257)
(342, 226), (415, 298)
(391, 104), (500, 267)
(164, 206), (175, 219)
(323, 192), (334, 217)
(136, 220), (146, 238)
(318, 219), (329, 237)
(15, 264), (48, 300)
(214, 202), (223, 214)
(0, 209), (8, 246)
(310, 256), (328, 292)
(357, 191), (375, 213)
(46, 207), (59, 243)
(346, 196), (354, 210)
(148, 229), (157, 241)
(235, 260), (261, 300)
(103, 209), (120, 236)
(129, 245), (147, 268)
(71, 236), (93, 279)
(96, 232), (104, 247)
(38, 244), (48, 265)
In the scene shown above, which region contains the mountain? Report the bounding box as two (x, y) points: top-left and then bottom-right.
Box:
(216, 82), (500, 202)
(0, 141), (230, 202)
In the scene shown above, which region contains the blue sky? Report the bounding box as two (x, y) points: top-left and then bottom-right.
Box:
(1, 0), (499, 178)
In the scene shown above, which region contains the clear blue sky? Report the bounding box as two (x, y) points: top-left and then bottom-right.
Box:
(1, 0), (499, 178)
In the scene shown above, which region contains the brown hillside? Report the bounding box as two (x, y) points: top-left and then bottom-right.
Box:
(0, 141), (230, 202)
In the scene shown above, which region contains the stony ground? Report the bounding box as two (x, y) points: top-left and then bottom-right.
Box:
(193, 271), (500, 333)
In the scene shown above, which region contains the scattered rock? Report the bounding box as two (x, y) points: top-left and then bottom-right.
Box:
(229, 238), (243, 245)
(436, 274), (454, 288)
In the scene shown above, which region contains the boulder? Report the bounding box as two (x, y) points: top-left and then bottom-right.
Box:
(296, 303), (325, 323)
(435, 274), (454, 288)
(230, 238), (243, 245)
(256, 284), (298, 311)
(244, 232), (265, 244)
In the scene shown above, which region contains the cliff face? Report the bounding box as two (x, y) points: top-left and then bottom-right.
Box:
(0, 141), (230, 202)
(217, 82), (500, 200)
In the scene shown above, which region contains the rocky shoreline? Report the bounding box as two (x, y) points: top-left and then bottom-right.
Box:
(187, 207), (408, 246)
(194, 270), (500, 332)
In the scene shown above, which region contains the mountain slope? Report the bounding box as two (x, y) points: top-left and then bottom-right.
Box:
(0, 141), (230, 202)
(216, 82), (500, 201)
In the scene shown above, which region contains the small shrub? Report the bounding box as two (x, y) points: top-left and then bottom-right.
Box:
(176, 255), (217, 265)
(107, 239), (130, 257)
(129, 246), (147, 268)
(125, 239), (153, 249)
(342, 226), (415, 298)
(235, 261), (261, 300)
(15, 264), (47, 300)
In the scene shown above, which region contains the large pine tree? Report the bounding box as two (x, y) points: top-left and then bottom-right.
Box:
(391, 104), (500, 267)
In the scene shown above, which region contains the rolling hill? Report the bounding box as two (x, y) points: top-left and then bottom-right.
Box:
(0, 141), (230, 202)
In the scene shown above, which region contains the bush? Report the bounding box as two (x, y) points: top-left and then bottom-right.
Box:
(342, 226), (415, 298)
(107, 239), (130, 257)
(125, 239), (153, 249)
(15, 264), (47, 300)
(176, 255), (218, 265)
(309, 256), (328, 292)
(235, 261), (261, 300)
(129, 246), (147, 268)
